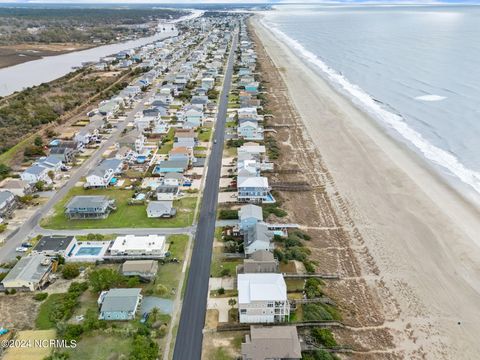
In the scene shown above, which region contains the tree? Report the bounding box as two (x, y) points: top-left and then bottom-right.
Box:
(35, 180), (45, 191)
(34, 135), (43, 147)
(130, 334), (159, 360)
(48, 170), (55, 181)
(228, 298), (236, 309)
(0, 163), (11, 180)
(88, 268), (124, 292)
(62, 264), (80, 279)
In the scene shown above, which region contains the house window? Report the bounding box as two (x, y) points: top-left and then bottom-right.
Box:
(240, 309), (247, 314)
(267, 302), (273, 308)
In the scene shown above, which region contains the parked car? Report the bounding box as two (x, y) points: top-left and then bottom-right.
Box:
(21, 242), (32, 248)
(16, 247), (28, 252)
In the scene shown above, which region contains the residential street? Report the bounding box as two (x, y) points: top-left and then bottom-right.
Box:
(0, 38), (201, 264)
(173, 28), (238, 360)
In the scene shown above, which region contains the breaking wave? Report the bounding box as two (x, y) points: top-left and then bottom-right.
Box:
(261, 18), (480, 196)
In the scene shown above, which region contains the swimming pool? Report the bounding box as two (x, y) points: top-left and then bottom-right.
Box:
(75, 247), (103, 256)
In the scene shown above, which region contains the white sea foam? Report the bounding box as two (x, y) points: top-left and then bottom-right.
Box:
(415, 95), (447, 101)
(261, 18), (480, 196)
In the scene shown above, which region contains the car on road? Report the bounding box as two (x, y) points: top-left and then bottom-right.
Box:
(16, 247), (28, 252)
(21, 242), (32, 248)
(214, 139), (217, 144)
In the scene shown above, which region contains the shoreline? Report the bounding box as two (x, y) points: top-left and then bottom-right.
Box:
(252, 15), (480, 359)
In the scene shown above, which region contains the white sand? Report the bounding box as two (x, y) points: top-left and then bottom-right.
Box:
(253, 16), (480, 359)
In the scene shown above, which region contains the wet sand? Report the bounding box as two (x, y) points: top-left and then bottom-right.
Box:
(252, 15), (480, 359)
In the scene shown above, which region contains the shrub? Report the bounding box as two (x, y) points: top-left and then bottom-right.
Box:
(302, 303), (341, 321)
(304, 278), (324, 299)
(218, 209), (238, 220)
(154, 284), (169, 296)
(311, 328), (337, 348)
(34, 292), (49, 301)
(220, 268), (231, 277)
(62, 264), (80, 279)
(218, 287), (225, 295)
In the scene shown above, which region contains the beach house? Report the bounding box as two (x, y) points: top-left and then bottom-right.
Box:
(85, 158), (123, 188)
(237, 176), (273, 204)
(1, 255), (52, 292)
(237, 273), (290, 323)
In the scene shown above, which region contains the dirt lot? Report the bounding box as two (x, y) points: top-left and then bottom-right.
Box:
(0, 293), (41, 330)
(250, 26), (404, 359)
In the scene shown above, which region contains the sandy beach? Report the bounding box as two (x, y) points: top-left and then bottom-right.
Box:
(252, 15), (480, 359)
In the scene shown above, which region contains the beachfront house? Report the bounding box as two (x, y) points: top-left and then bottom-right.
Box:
(244, 222), (275, 256)
(240, 250), (279, 274)
(98, 288), (142, 321)
(237, 273), (290, 323)
(65, 196), (116, 220)
(241, 325), (302, 360)
(237, 176), (274, 204)
(239, 122), (263, 141)
(238, 204), (263, 231)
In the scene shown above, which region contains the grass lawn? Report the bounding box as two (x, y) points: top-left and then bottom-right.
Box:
(36, 293), (64, 329)
(67, 333), (132, 360)
(145, 234), (189, 299)
(40, 187), (198, 229)
(197, 127), (212, 142)
(210, 247), (242, 277)
(286, 278), (305, 292)
(158, 141), (173, 155)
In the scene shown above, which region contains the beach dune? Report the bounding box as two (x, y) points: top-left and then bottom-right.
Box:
(253, 16), (480, 359)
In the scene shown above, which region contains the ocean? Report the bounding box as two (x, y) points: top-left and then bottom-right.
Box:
(262, 5), (480, 204)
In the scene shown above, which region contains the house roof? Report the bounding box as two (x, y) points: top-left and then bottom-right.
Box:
(245, 222), (274, 248)
(100, 288), (142, 313)
(112, 235), (166, 253)
(88, 158), (122, 178)
(33, 235), (75, 253)
(147, 200), (174, 214)
(242, 325), (302, 360)
(238, 273), (287, 303)
(0, 190), (14, 204)
(238, 176), (269, 188)
(122, 260), (157, 274)
(1, 254), (51, 285)
(65, 195), (111, 210)
(249, 250), (275, 262)
(239, 204), (263, 222)
(24, 164), (47, 176)
(157, 159), (189, 170)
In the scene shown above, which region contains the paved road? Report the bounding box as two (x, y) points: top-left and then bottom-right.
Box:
(173, 29), (238, 360)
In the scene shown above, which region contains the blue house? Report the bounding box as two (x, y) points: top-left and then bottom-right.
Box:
(153, 159), (189, 174)
(98, 288), (142, 321)
(238, 204), (264, 231)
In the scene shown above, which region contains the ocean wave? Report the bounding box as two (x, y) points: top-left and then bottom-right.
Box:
(261, 18), (480, 196)
(415, 94), (447, 101)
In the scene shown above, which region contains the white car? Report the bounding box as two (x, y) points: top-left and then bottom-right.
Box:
(16, 247), (28, 252)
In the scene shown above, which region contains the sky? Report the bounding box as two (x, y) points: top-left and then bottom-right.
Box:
(0, 0), (477, 4)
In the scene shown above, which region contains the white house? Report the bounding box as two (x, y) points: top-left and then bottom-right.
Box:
(110, 234), (167, 257)
(244, 222), (275, 256)
(20, 165), (52, 185)
(85, 158), (123, 188)
(237, 273), (290, 323)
